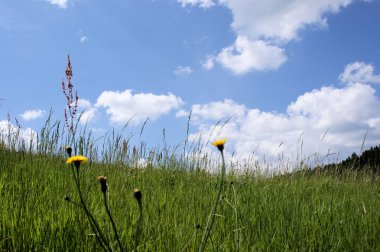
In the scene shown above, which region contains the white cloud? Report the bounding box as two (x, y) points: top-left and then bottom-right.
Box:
(96, 89), (184, 125)
(20, 109), (45, 121)
(77, 99), (97, 124)
(174, 66), (193, 76)
(180, 0), (357, 74)
(219, 0), (352, 42)
(177, 99), (247, 123)
(0, 120), (37, 149)
(216, 36), (287, 74)
(80, 36), (88, 44)
(46, 0), (68, 9)
(202, 55), (215, 70)
(177, 0), (215, 9)
(339, 62), (380, 84)
(287, 84), (379, 132)
(181, 68), (380, 168)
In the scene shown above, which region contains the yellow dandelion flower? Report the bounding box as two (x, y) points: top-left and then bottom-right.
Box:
(212, 139), (226, 152)
(66, 155), (88, 169)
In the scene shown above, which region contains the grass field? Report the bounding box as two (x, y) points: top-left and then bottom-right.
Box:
(1, 121), (380, 251)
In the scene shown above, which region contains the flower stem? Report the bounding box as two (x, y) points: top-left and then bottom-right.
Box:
(134, 199), (143, 249)
(71, 165), (111, 251)
(102, 191), (124, 252)
(199, 150), (226, 252)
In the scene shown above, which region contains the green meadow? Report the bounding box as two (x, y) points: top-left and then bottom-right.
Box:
(0, 121), (380, 251)
(1, 59), (380, 251)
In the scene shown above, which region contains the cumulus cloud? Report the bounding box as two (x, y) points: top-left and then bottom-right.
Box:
(177, 0), (215, 9)
(177, 99), (247, 123)
(20, 109), (45, 121)
(215, 36), (286, 74)
(96, 89), (184, 125)
(0, 120), (37, 148)
(46, 0), (68, 9)
(180, 64), (380, 168)
(339, 62), (380, 84)
(77, 99), (98, 124)
(179, 0), (356, 74)
(220, 0), (352, 42)
(174, 66), (193, 76)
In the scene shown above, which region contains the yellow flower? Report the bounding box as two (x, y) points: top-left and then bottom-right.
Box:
(212, 139), (226, 152)
(66, 155), (88, 169)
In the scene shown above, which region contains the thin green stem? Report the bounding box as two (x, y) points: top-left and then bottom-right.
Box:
(199, 150), (226, 252)
(102, 191), (124, 252)
(71, 165), (111, 252)
(134, 200), (143, 250)
(232, 183), (240, 252)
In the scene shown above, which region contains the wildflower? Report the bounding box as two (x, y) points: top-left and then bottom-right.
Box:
(65, 146), (72, 157)
(134, 188), (142, 202)
(97, 176), (108, 193)
(212, 139), (226, 152)
(200, 138), (227, 252)
(67, 155), (88, 169)
(133, 188), (143, 248)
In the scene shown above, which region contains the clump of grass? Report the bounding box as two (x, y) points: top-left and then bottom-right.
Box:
(1, 137), (380, 251)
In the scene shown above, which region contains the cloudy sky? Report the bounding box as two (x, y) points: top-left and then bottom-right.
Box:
(1, 0), (380, 167)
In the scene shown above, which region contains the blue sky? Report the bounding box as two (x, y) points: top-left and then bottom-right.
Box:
(1, 0), (380, 167)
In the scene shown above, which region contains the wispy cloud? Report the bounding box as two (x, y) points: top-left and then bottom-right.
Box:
(174, 66), (193, 76)
(202, 55), (214, 70)
(76, 30), (88, 44)
(80, 36), (88, 44)
(339, 62), (380, 84)
(177, 0), (215, 9)
(20, 109), (45, 121)
(46, 0), (68, 9)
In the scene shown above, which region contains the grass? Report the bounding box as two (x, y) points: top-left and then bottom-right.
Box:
(1, 131), (380, 251)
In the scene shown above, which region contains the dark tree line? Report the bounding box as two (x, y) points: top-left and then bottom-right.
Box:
(322, 145), (380, 175)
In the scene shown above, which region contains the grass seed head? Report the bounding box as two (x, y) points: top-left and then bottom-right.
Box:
(97, 175), (108, 193)
(65, 146), (72, 157)
(134, 188), (142, 202)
